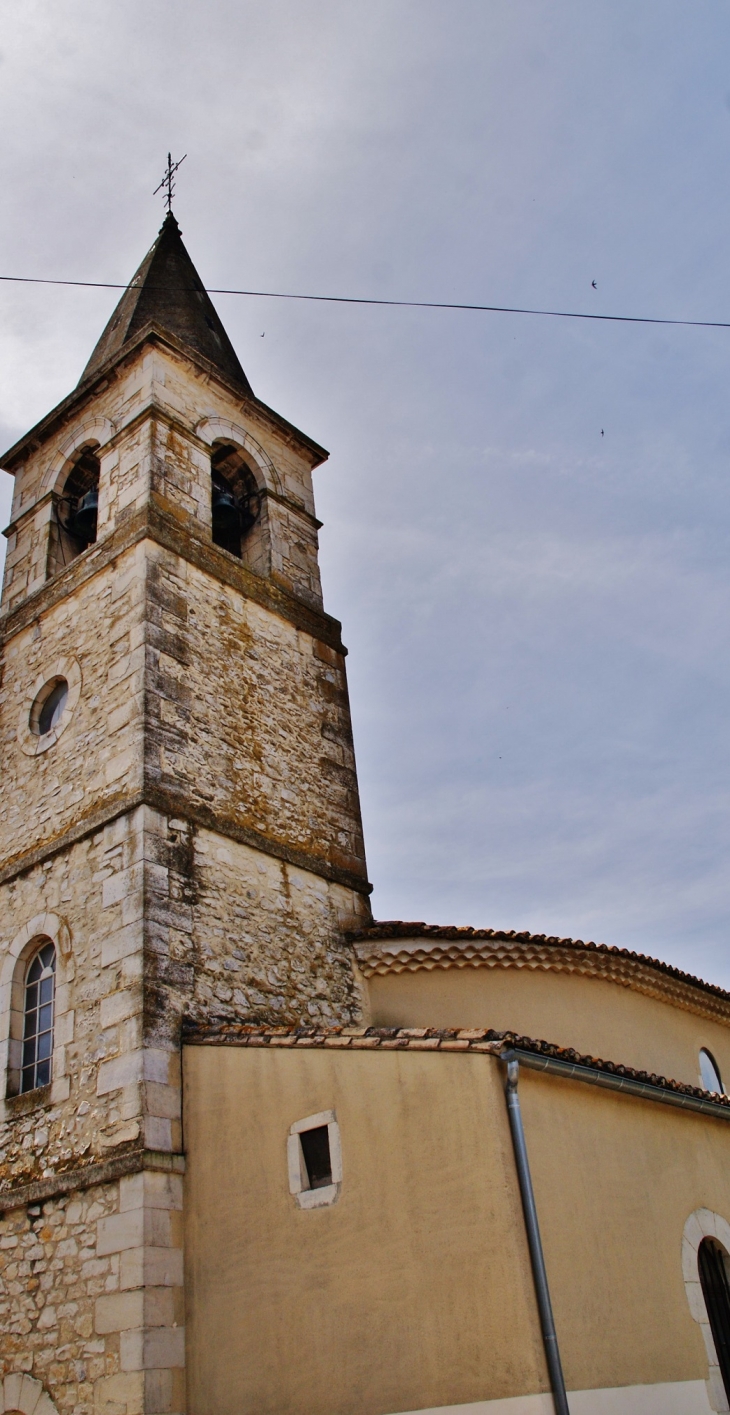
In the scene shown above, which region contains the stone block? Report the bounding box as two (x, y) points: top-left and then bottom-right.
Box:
(144, 1083), (181, 1121)
(96, 1210), (145, 1256)
(120, 1247), (184, 1292)
(119, 1329), (144, 1373)
(33, 1396), (58, 1415)
(101, 923), (143, 967)
(142, 1369), (173, 1415)
(144, 1288), (175, 1328)
(95, 1290), (144, 1334)
(17, 1376), (44, 1415)
(142, 1326), (185, 1370)
(143, 1050), (173, 1085)
(97, 1050), (144, 1096)
(144, 1117), (172, 1151)
(142, 1171), (183, 1211)
(93, 1371), (144, 1415)
(103, 864), (144, 910)
(100, 989), (139, 1028)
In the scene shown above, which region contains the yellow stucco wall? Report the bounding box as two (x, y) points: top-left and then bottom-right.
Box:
(183, 1043), (730, 1415)
(183, 1046), (543, 1415)
(518, 1065), (729, 1394)
(367, 964), (730, 1090)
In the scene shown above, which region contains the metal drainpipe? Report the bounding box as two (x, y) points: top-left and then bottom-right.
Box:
(502, 1050), (571, 1415)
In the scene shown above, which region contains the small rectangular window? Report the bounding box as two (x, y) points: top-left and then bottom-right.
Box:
(299, 1125), (332, 1189)
(288, 1110), (342, 1208)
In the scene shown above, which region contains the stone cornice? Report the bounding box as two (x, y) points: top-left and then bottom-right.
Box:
(0, 497), (345, 652)
(350, 932), (730, 1026)
(0, 787), (371, 895)
(143, 783), (371, 894)
(0, 1147), (185, 1215)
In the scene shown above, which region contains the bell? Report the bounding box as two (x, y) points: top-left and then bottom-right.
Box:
(212, 485), (240, 532)
(73, 488), (98, 542)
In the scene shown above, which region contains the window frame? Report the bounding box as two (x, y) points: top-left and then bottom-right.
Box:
(20, 942), (56, 1094)
(700, 1049), (724, 1097)
(1, 915), (72, 1107)
(287, 1110), (342, 1209)
(17, 657), (82, 757)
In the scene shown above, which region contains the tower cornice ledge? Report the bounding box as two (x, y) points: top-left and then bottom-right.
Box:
(0, 787), (371, 894)
(0, 1146), (185, 1217)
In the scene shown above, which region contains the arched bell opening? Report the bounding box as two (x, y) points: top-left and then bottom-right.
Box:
(210, 442), (264, 568)
(48, 445), (101, 576)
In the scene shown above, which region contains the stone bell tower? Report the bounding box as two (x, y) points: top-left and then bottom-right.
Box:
(0, 213), (370, 1415)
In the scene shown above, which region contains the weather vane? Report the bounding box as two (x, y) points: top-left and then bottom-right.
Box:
(154, 152), (187, 212)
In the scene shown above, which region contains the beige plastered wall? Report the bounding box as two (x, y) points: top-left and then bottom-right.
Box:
(183, 1045), (730, 1415)
(183, 1045), (543, 1415)
(513, 1065), (730, 1396)
(367, 965), (730, 1091)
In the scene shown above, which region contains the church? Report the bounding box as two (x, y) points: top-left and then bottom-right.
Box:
(1, 211), (730, 1415)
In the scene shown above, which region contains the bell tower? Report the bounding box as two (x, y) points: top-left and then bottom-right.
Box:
(0, 214), (370, 1415)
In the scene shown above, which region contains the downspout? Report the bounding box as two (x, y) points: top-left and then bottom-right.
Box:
(502, 1050), (570, 1415)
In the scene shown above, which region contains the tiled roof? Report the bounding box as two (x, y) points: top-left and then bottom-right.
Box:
(348, 921), (730, 1017)
(181, 1020), (730, 1111)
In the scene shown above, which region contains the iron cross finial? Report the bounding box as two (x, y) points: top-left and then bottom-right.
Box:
(154, 152), (187, 212)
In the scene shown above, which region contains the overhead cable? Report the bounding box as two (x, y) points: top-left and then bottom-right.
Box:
(0, 272), (728, 331)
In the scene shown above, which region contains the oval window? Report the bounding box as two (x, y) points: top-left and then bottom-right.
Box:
(700, 1048), (723, 1095)
(30, 678), (69, 737)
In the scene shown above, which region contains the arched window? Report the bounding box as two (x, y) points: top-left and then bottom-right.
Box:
(21, 942), (56, 1092)
(50, 446), (101, 575)
(210, 442), (261, 560)
(700, 1048), (723, 1095)
(699, 1238), (730, 1403)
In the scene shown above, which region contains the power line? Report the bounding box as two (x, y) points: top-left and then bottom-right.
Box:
(0, 271), (729, 331)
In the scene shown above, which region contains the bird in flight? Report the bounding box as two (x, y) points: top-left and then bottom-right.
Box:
(601, 429), (604, 437)
(592, 280), (597, 289)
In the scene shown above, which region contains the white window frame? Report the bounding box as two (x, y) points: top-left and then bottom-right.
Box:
(0, 913), (74, 1113)
(287, 1109), (342, 1209)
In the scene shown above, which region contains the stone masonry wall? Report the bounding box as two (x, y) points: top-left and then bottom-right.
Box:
(145, 543), (367, 884)
(0, 1167), (185, 1415)
(0, 810), (149, 1188)
(0, 545), (145, 874)
(191, 829), (368, 1028)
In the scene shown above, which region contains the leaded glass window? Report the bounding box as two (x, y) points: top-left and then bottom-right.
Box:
(21, 942), (56, 1092)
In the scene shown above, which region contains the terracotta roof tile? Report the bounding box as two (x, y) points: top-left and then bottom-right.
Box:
(182, 1019), (730, 1110)
(348, 920), (730, 1005)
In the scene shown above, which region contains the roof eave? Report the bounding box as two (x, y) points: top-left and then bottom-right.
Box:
(347, 921), (730, 1008)
(1, 322), (329, 474)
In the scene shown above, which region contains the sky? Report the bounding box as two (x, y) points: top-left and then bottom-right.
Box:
(2, 0), (730, 985)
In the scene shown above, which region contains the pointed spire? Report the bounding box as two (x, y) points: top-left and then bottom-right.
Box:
(79, 213), (253, 395)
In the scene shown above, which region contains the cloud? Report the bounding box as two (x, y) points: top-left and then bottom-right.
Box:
(2, 0), (730, 984)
